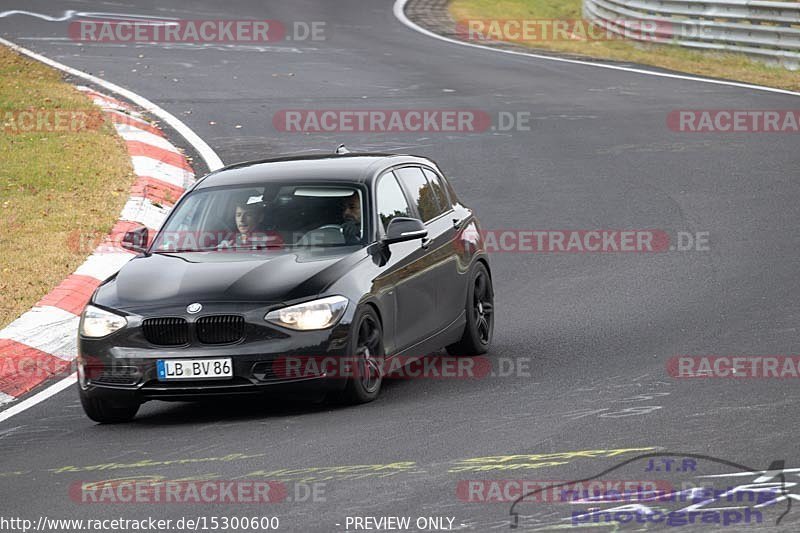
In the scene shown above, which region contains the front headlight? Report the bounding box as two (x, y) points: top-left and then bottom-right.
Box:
(79, 305), (127, 338)
(265, 295), (348, 331)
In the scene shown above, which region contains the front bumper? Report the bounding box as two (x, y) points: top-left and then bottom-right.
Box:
(78, 303), (353, 402)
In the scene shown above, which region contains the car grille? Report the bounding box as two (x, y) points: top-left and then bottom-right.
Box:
(196, 315), (245, 344)
(142, 317), (189, 346)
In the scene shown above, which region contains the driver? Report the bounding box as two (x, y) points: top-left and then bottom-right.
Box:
(218, 192), (270, 249)
(341, 192), (362, 245)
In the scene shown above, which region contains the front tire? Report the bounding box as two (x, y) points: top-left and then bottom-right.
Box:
(334, 305), (385, 404)
(79, 387), (140, 423)
(447, 262), (494, 356)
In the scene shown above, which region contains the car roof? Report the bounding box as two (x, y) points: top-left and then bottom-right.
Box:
(194, 153), (434, 190)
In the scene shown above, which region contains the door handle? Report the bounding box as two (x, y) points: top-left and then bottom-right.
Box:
(421, 237), (431, 250)
(453, 218), (462, 229)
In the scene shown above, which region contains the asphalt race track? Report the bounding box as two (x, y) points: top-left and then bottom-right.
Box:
(1, 1), (799, 531)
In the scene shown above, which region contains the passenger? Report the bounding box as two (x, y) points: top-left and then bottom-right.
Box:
(341, 192), (362, 244)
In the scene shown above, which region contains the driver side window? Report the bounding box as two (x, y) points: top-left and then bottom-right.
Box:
(376, 172), (412, 232)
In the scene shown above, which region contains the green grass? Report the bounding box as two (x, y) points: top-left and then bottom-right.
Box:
(450, 0), (800, 92)
(0, 45), (135, 327)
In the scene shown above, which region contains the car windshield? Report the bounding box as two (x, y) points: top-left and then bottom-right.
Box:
(151, 183), (366, 252)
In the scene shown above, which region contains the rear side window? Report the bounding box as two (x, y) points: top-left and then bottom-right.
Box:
(376, 172), (412, 230)
(394, 166), (445, 222)
(422, 168), (451, 210)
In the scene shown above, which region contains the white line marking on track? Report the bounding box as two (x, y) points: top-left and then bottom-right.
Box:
(17, 39), (306, 53)
(130, 156), (195, 188)
(74, 251), (134, 280)
(0, 36), (224, 171)
(120, 196), (171, 229)
(393, 0), (800, 98)
(115, 125), (177, 151)
(83, 96), (137, 113)
(104, 108), (150, 125)
(0, 374), (77, 425)
(0, 10), (178, 25)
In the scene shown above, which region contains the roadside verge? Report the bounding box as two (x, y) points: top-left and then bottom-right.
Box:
(0, 84), (196, 408)
(398, 0), (800, 96)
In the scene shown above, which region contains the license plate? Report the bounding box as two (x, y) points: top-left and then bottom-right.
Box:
(157, 358), (233, 381)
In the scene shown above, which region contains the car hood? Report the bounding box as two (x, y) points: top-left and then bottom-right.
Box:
(93, 247), (364, 312)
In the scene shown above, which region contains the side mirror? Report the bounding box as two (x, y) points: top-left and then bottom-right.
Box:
(382, 217), (427, 245)
(121, 225), (149, 253)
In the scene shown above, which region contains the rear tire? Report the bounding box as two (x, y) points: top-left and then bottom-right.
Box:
(446, 262), (494, 356)
(79, 387), (140, 423)
(332, 305), (385, 405)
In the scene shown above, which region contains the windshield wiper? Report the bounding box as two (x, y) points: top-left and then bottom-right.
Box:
(151, 247), (218, 254)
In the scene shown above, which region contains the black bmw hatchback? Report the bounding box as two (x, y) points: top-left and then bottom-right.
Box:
(77, 152), (493, 422)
